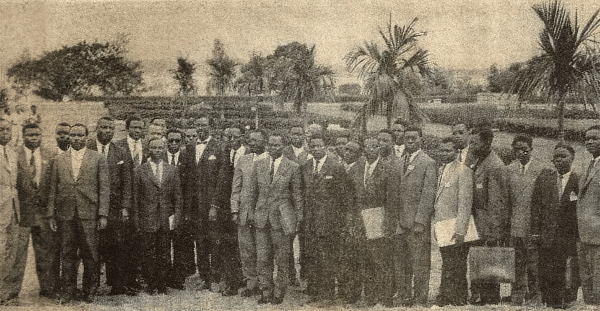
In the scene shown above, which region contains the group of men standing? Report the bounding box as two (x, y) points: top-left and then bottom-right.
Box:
(2, 112), (600, 310)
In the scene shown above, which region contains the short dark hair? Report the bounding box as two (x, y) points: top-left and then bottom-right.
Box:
(393, 119), (409, 127)
(378, 129), (396, 141)
(441, 136), (459, 149)
(57, 122), (71, 128)
(586, 125), (600, 133)
(404, 125), (423, 137)
(309, 134), (324, 142)
(512, 133), (532, 148)
(166, 128), (182, 138)
(126, 116), (144, 129)
(453, 121), (470, 129)
(71, 123), (89, 136)
(22, 122), (40, 134)
(250, 128), (268, 140)
(98, 116), (114, 123)
(269, 131), (286, 144)
(554, 142), (575, 156)
(472, 122), (493, 142)
(150, 117), (165, 124)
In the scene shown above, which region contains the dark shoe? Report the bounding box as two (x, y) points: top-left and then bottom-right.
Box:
(157, 287), (168, 295)
(240, 287), (260, 297)
(39, 290), (57, 299)
(434, 296), (450, 307)
(272, 295), (284, 305)
(109, 286), (127, 296)
(222, 288), (238, 296)
(258, 293), (272, 304)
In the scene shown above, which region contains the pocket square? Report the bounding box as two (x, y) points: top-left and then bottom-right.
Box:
(325, 175), (333, 179)
(407, 165), (415, 170)
(117, 160), (124, 165)
(208, 155), (216, 160)
(444, 182), (451, 188)
(476, 183), (484, 189)
(570, 191), (578, 202)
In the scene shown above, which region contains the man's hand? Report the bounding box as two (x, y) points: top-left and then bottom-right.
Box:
(121, 208), (129, 222)
(98, 216), (108, 230)
(452, 233), (465, 244)
(49, 218), (57, 232)
(231, 212), (239, 224)
(412, 222), (425, 234)
(209, 205), (218, 222)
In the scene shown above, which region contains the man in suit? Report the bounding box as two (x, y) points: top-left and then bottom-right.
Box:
(578, 125), (600, 305)
(47, 123), (109, 303)
(0, 118), (29, 306)
(55, 122), (71, 154)
(432, 137), (473, 307)
(337, 141), (364, 304)
(531, 142), (579, 308)
(465, 123), (508, 305)
(180, 115), (224, 288)
(391, 119), (407, 159)
(113, 116), (147, 292)
(377, 129), (397, 163)
(211, 126), (245, 295)
(506, 133), (553, 306)
(15, 123), (57, 299)
(231, 129), (268, 298)
(301, 134), (350, 306)
(452, 122), (471, 163)
(132, 138), (182, 294)
(86, 116), (134, 295)
(394, 125), (437, 307)
(252, 132), (303, 305)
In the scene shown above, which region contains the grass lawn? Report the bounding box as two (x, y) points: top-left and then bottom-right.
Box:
(8, 99), (596, 310)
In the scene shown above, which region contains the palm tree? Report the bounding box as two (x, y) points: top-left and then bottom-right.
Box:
(235, 53), (266, 97)
(514, 1), (600, 141)
(206, 39), (237, 119)
(345, 16), (431, 133)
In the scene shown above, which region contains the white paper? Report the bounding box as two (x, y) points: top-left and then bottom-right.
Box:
(361, 207), (385, 240)
(434, 216), (479, 247)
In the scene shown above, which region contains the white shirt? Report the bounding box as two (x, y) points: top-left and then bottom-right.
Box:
(558, 171), (572, 198)
(292, 146), (305, 158)
(313, 155), (327, 173)
(520, 160), (532, 175)
(167, 150), (180, 166)
(458, 145), (469, 163)
(438, 162), (452, 187)
(127, 136), (142, 165)
(253, 152), (269, 162)
(96, 140), (110, 157)
(149, 160), (163, 184)
(25, 147), (42, 186)
(71, 147), (86, 180)
(270, 156), (283, 177)
(364, 157), (380, 186)
(394, 145), (405, 158)
(230, 145), (246, 168)
(196, 136), (212, 164)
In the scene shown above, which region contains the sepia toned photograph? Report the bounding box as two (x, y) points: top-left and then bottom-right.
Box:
(1, 0), (600, 310)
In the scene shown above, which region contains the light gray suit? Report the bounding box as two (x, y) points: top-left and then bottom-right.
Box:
(578, 157), (600, 304)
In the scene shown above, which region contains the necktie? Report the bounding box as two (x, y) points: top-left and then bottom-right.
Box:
(3, 146), (7, 162)
(101, 144), (106, 156)
(269, 159), (275, 182)
(30, 152), (36, 177)
(403, 153), (410, 169)
(438, 164), (445, 187)
(231, 149), (237, 166)
(171, 154), (175, 165)
(521, 165), (526, 175)
(558, 174), (564, 198)
(133, 142), (140, 167)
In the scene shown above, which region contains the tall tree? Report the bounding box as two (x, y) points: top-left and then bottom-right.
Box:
(172, 56), (196, 96)
(206, 39), (237, 119)
(345, 16), (431, 132)
(235, 53), (266, 96)
(266, 42), (335, 114)
(514, 1), (600, 141)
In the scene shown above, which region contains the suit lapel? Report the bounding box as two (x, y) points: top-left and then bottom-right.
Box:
(403, 151), (422, 178)
(144, 162), (161, 188)
(75, 150), (93, 182)
(583, 163), (600, 191)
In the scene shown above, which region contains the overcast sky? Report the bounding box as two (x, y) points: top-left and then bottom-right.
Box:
(1, 0), (599, 85)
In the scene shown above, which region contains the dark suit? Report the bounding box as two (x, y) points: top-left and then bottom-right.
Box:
(87, 139), (133, 292)
(301, 155), (350, 300)
(46, 148), (110, 296)
(531, 169), (579, 307)
(180, 138), (224, 284)
(132, 161), (182, 292)
(252, 156), (303, 299)
(395, 150), (437, 305)
(16, 145), (59, 295)
(348, 157), (396, 306)
(466, 150), (508, 304)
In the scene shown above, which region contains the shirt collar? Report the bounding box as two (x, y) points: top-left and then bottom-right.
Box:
(197, 136), (212, 145)
(127, 135), (140, 146)
(167, 150), (180, 157)
(71, 147), (87, 157)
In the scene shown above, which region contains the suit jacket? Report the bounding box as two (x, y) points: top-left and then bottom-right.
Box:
(180, 138), (224, 235)
(283, 145), (312, 167)
(469, 150), (508, 240)
(231, 153), (265, 227)
(252, 156), (303, 235)
(531, 169), (579, 251)
(47, 148), (110, 221)
(87, 140), (132, 223)
(506, 157), (554, 239)
(132, 161), (182, 232)
(0, 145), (20, 228)
(433, 160), (473, 237)
(578, 157), (600, 245)
(16, 145), (55, 227)
(301, 155), (350, 238)
(113, 138), (148, 169)
(397, 150), (437, 231)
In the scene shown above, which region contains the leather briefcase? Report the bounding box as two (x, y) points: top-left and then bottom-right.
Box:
(468, 246), (515, 283)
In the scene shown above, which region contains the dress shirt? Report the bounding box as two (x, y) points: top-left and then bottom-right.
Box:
(167, 150), (180, 166)
(394, 145), (405, 158)
(149, 160), (163, 184)
(364, 157), (380, 186)
(230, 145), (245, 168)
(254, 152), (269, 162)
(344, 161), (356, 173)
(520, 160), (532, 175)
(71, 147), (86, 180)
(458, 145), (469, 163)
(313, 155), (327, 173)
(96, 140), (110, 157)
(558, 171), (572, 198)
(438, 162), (452, 187)
(270, 156), (283, 177)
(292, 146), (305, 158)
(195, 136), (212, 163)
(127, 136), (142, 165)
(25, 147), (42, 186)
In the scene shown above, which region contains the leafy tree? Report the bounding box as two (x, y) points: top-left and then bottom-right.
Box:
(487, 62), (525, 93)
(171, 56), (196, 95)
(338, 83), (362, 96)
(206, 39), (237, 119)
(235, 53), (266, 96)
(514, 1), (600, 140)
(6, 40), (143, 101)
(345, 16), (431, 132)
(266, 42), (335, 114)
